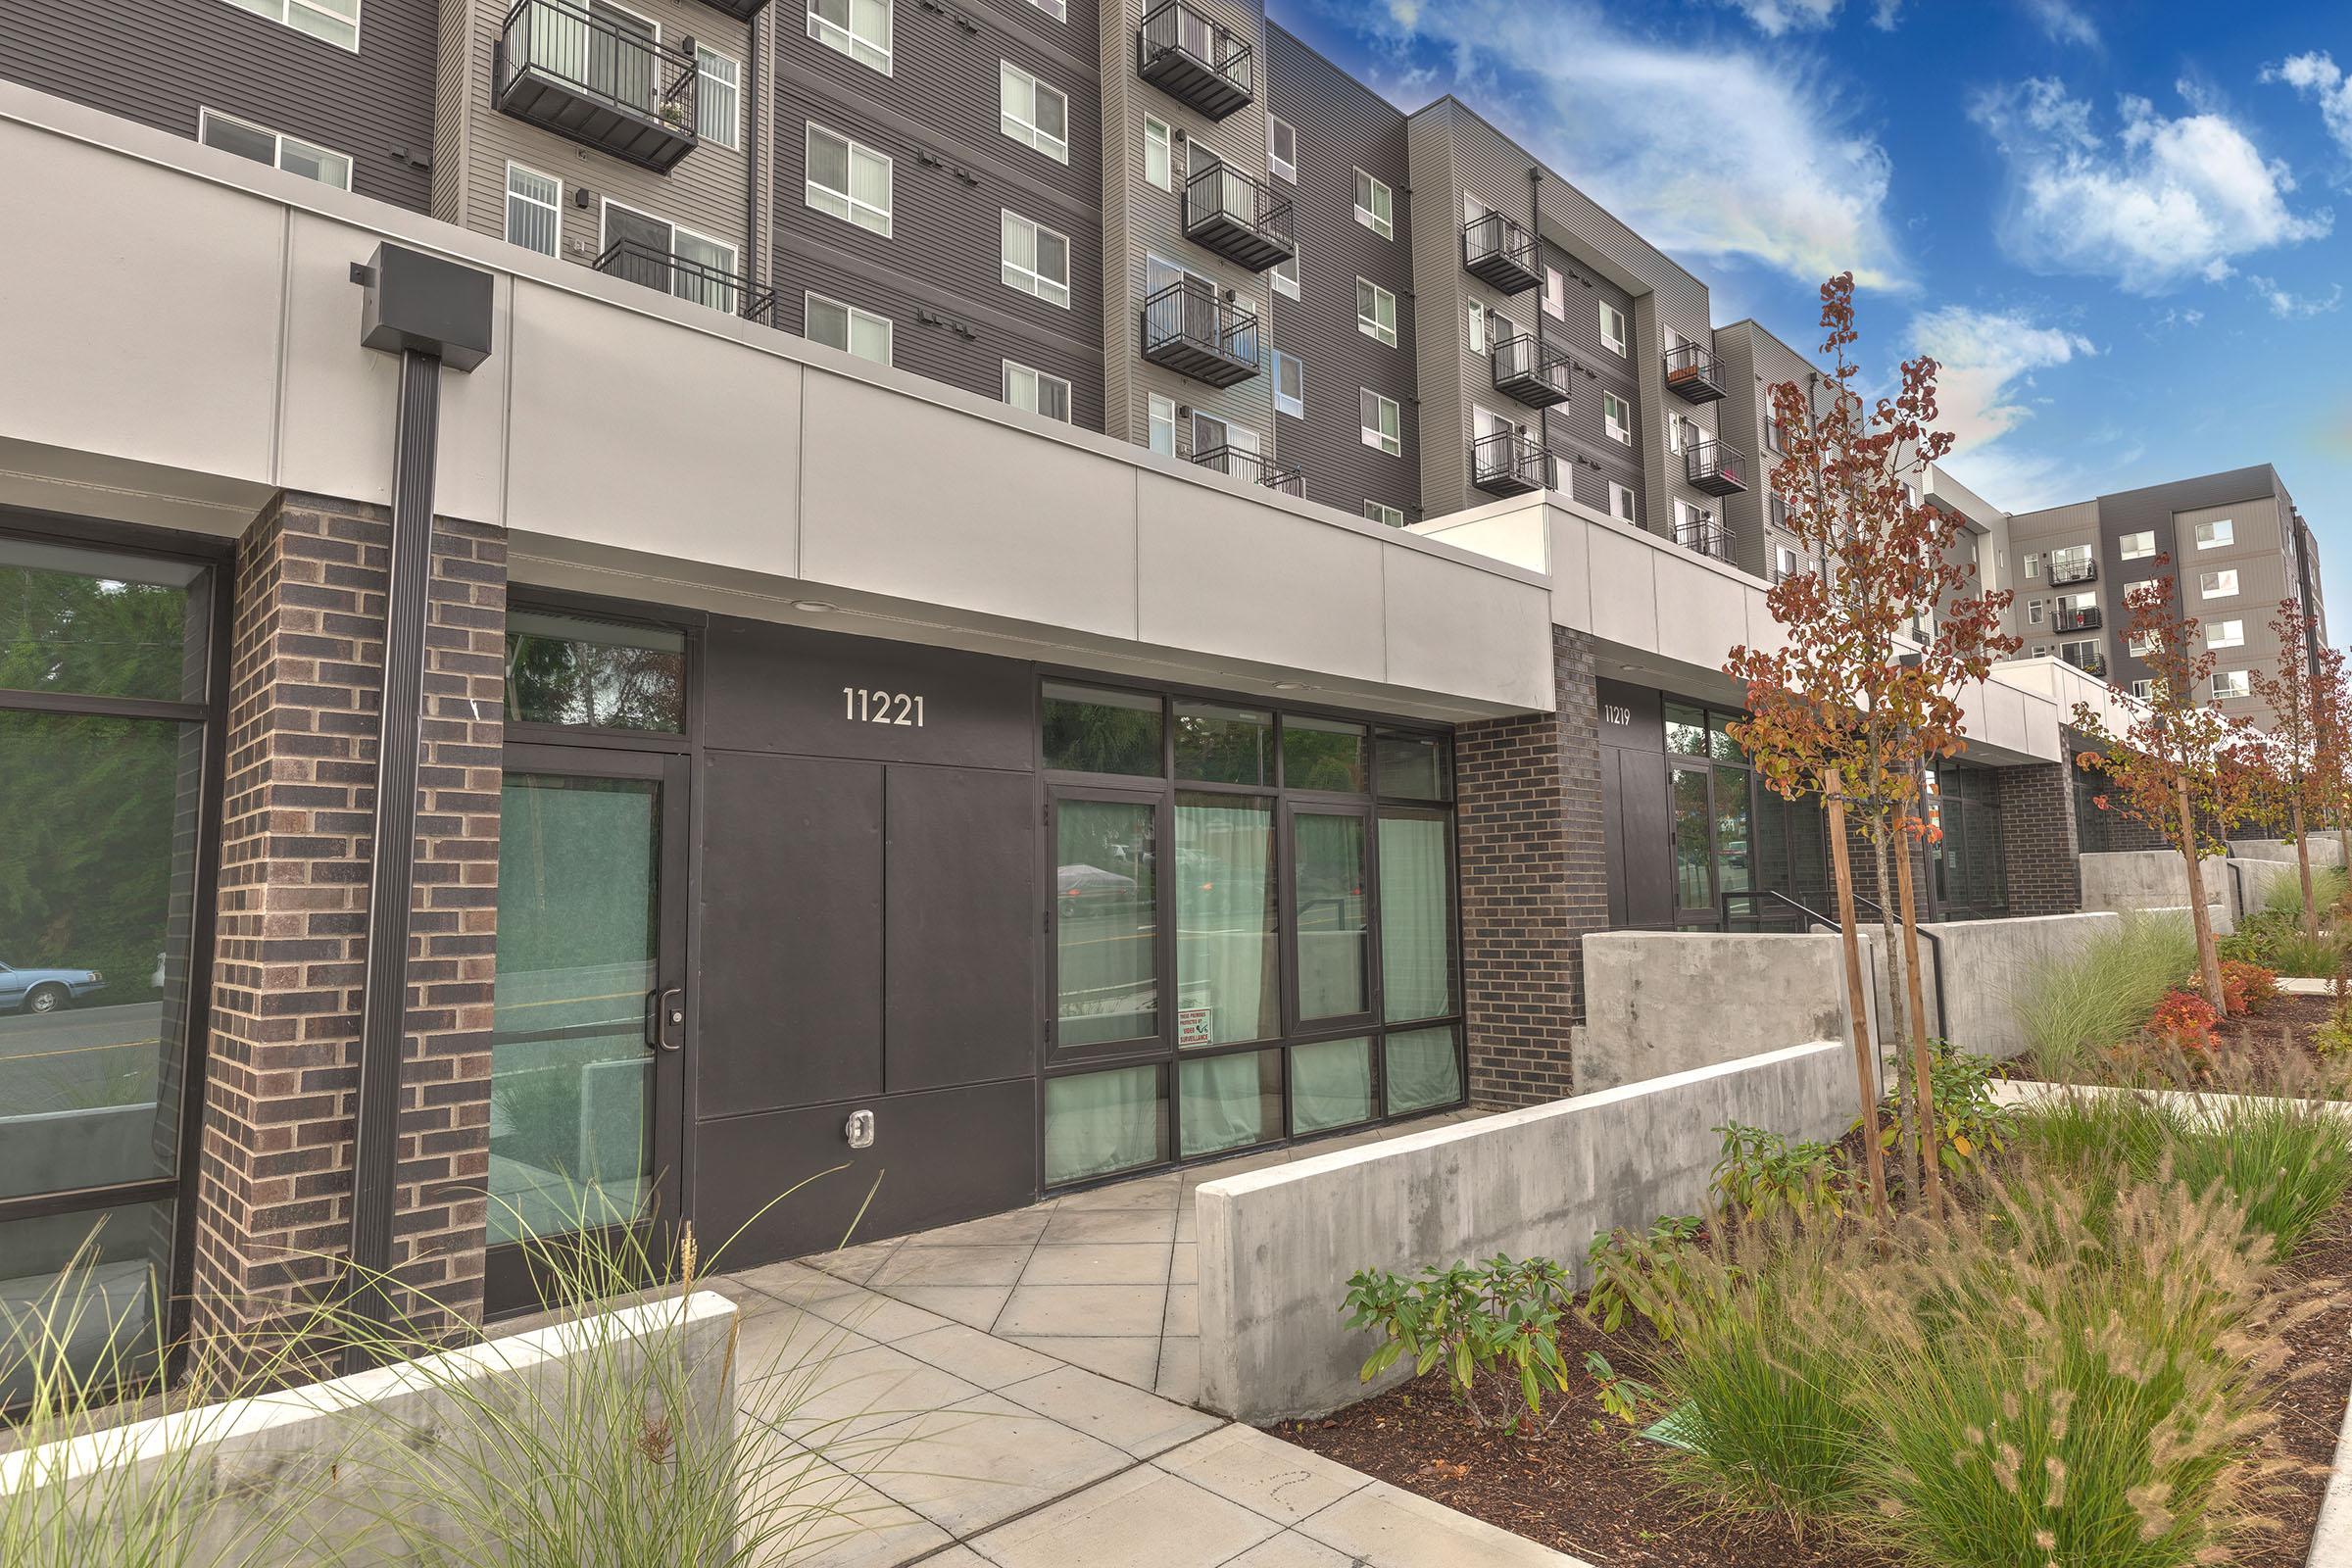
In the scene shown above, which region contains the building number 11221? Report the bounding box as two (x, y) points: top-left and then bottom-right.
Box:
(843, 687), (925, 726)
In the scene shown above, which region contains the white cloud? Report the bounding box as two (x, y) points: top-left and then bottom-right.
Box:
(1909, 305), (2096, 455)
(2153, 305), (2204, 330)
(2022, 0), (2097, 47)
(2265, 51), (2352, 160)
(2249, 274), (2344, 318)
(1970, 78), (2330, 293)
(1871, 0), (1903, 28)
(1721, 0), (1839, 34)
(1345, 0), (1907, 289)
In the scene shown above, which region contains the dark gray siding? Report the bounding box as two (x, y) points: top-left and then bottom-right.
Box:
(1539, 240), (1642, 525)
(1265, 24), (1416, 522)
(2, 0), (436, 212)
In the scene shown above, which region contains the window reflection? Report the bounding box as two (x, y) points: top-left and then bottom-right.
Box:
(1055, 800), (1159, 1047)
(1672, 766), (1712, 910)
(1295, 812), (1369, 1018)
(505, 611), (685, 732)
(1175, 795), (1277, 1047)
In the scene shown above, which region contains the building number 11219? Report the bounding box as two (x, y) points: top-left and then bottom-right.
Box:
(843, 687), (925, 726)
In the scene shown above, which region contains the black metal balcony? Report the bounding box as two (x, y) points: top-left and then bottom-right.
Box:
(594, 238), (777, 324)
(2063, 648), (2107, 678)
(496, 0), (698, 172)
(692, 0), (769, 19)
(1141, 280), (1260, 388)
(1491, 334), (1571, 409)
(1685, 440), (1746, 496)
(1137, 0), (1252, 121)
(1183, 164), (1294, 272)
(2054, 605), (2102, 633)
(2049, 556), (2097, 587)
(1462, 212), (1541, 294)
(1471, 430), (1544, 497)
(1676, 514), (1732, 563)
(1194, 445), (1300, 495)
(1663, 343), (1728, 404)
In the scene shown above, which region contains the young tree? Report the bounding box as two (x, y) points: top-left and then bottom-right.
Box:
(1725, 272), (2017, 1222)
(2313, 644), (2352, 899)
(2246, 599), (2327, 943)
(2071, 567), (2259, 1011)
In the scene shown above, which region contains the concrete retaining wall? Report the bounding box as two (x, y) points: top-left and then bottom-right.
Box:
(1195, 1041), (1855, 1423)
(1918, 912), (2120, 1061)
(0, 1292), (738, 1562)
(2080, 851), (2234, 934)
(2230, 837), (2346, 869)
(1576, 932), (1878, 1093)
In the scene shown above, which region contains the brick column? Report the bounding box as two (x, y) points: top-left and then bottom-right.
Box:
(1455, 625), (1608, 1108)
(191, 493), (505, 1344)
(1996, 762), (2083, 915)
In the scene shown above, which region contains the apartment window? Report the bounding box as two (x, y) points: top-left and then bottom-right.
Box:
(2208, 618), (2245, 650)
(1664, 414), (1689, 456)
(806, 123), (892, 235)
(1601, 390), (1631, 445)
(2195, 518), (2234, 550)
(1360, 390), (1401, 458)
(1001, 211), (1070, 306)
(2048, 544), (2091, 580)
(697, 47), (741, 150)
(1149, 394), (1177, 456)
(1144, 118), (1172, 191)
(2061, 640), (2099, 667)
(1273, 351), (1303, 418)
(1000, 62), (1068, 163)
(1353, 170), (1394, 239)
(1775, 545), (1800, 580)
(1356, 278), (1397, 347)
(1609, 482), (1637, 523)
(603, 202), (739, 311)
(1270, 253), (1299, 301)
(2028, 599), (2045, 625)
(1765, 417), (1788, 454)
(1365, 501), (1405, 528)
(2025, 554), (2040, 579)
(2128, 632), (2153, 657)
(1769, 493), (1788, 530)
(2213, 669), (2251, 701)
(504, 163), (562, 257)
(2121, 530), (2156, 560)
(808, 0), (891, 71)
(805, 292), (891, 366)
(1027, 0), (1064, 20)
(2200, 568), (2238, 599)
(1267, 116), (1296, 183)
(1004, 361), (1071, 421)
(2132, 679), (2155, 702)
(1544, 266), (1565, 319)
(197, 109), (351, 189)
(1598, 301), (1628, 356)
(222, 0), (358, 49)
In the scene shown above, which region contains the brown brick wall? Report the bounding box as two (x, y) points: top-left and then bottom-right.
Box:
(1996, 762), (2083, 915)
(191, 492), (504, 1343)
(1455, 625), (1608, 1109)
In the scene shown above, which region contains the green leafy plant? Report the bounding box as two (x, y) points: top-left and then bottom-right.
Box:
(1582, 1349), (1655, 1425)
(1584, 1215), (1702, 1339)
(1922, 1040), (2017, 1174)
(1710, 1123), (1848, 1225)
(1342, 1254), (1578, 1435)
(2315, 1000), (2352, 1058)
(2017, 911), (2199, 1081)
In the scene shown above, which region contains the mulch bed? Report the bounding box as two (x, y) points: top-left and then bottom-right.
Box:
(1273, 1193), (2352, 1568)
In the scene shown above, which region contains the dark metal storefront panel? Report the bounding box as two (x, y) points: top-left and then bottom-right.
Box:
(701, 617), (1034, 770)
(885, 765), (1036, 1094)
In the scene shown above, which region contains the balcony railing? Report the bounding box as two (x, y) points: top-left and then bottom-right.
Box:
(1470, 430), (1544, 497)
(1663, 342), (1728, 404)
(496, 0), (699, 172)
(594, 238), (777, 324)
(1684, 440), (1747, 496)
(1140, 280), (1260, 387)
(1491, 334), (1571, 409)
(2048, 556), (2097, 586)
(1462, 212), (1541, 294)
(2053, 605), (2102, 633)
(1676, 514), (1732, 563)
(1183, 163), (1294, 272)
(2063, 648), (2107, 678)
(1193, 445), (1300, 495)
(1137, 0), (1252, 121)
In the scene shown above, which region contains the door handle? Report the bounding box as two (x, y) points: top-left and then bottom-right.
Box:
(647, 988), (685, 1053)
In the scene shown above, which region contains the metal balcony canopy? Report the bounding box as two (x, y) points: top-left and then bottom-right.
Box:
(1463, 212), (1541, 295)
(1137, 0), (1253, 121)
(1685, 440), (1747, 496)
(1471, 430), (1544, 497)
(1184, 164), (1295, 272)
(496, 0), (700, 172)
(1491, 334), (1570, 409)
(1663, 343), (1728, 404)
(1141, 280), (1261, 388)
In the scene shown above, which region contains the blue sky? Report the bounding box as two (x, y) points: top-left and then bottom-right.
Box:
(1272, 0), (2352, 624)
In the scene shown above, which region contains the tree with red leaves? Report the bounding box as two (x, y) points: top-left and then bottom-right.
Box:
(2312, 644), (2352, 899)
(1725, 272), (2017, 1222)
(2246, 599), (2328, 943)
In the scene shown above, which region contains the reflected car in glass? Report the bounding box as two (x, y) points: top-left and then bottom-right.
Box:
(0, 960), (106, 1013)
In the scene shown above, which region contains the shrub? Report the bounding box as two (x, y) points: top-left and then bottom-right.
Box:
(2314, 1001), (2352, 1059)
(1584, 1214), (1703, 1339)
(2263, 925), (2345, 980)
(1711, 1123), (1848, 1225)
(2216, 957), (2279, 1015)
(2262, 861), (2348, 919)
(2145, 989), (2220, 1056)
(2017, 912), (2197, 1081)
(1922, 1041), (2019, 1176)
(1342, 1255), (1579, 1435)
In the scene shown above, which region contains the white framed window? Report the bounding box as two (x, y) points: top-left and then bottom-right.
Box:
(197, 109), (352, 188)
(2213, 669), (2250, 701)
(1270, 253), (1299, 300)
(2060, 591), (2095, 615)
(806, 123), (891, 235)
(2208, 618), (2245, 650)
(1353, 169), (1394, 239)
(1144, 118), (1172, 191)
(2195, 518), (2234, 549)
(1000, 62), (1068, 163)
(504, 162), (562, 257)
(2128, 630), (2156, 657)
(601, 201), (740, 312)
(1360, 389), (1401, 457)
(2132, 679), (2155, 702)
(1544, 266), (1565, 318)
(1609, 481), (1636, 522)
(1664, 413), (1690, 456)
(2024, 554), (2040, 579)
(808, 0), (891, 72)
(1601, 390), (1631, 445)
(1598, 301), (1627, 356)
(221, 0), (358, 50)
(2121, 530), (2156, 560)
(1027, 0), (1064, 20)
(1004, 361), (1071, 421)
(2061, 639), (2100, 668)
(697, 46), (741, 150)
(1775, 544), (1800, 579)
(1267, 115), (1296, 183)
(1466, 300), (1486, 355)
(2200, 568), (2238, 599)
(1001, 210), (1071, 307)
(1364, 501), (1406, 528)
(1356, 278), (1397, 347)
(1546, 455), (1567, 492)
(2028, 599), (2045, 624)
(1148, 393), (1177, 456)
(1273, 350), (1303, 418)
(805, 292), (891, 366)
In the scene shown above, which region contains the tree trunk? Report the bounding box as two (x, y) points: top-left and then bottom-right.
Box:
(1870, 834), (1921, 1206)
(1892, 805), (1942, 1221)
(1825, 770), (1890, 1223)
(2178, 774), (2226, 1015)
(2338, 817), (2350, 910)
(2294, 797), (2317, 944)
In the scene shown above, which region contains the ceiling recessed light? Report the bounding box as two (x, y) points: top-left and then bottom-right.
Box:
(791, 600), (838, 613)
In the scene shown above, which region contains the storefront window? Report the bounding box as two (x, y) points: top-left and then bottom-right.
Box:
(1044, 683), (1162, 774)
(1294, 811), (1369, 1018)
(1384, 1025), (1460, 1115)
(1709, 712), (1743, 764)
(1379, 810), (1455, 1022)
(1179, 1050), (1280, 1157)
(1665, 702), (1708, 757)
(505, 611), (686, 732)
(1672, 766), (1712, 909)
(1291, 1036), (1375, 1133)
(1376, 729), (1452, 801)
(1055, 799), (1158, 1047)
(1715, 775), (1752, 895)
(1176, 795), (1278, 1046)
(1283, 714), (1368, 792)
(1174, 701), (1271, 784)
(1045, 1064), (1167, 1184)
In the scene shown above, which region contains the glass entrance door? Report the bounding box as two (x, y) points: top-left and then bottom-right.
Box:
(485, 745), (686, 1314)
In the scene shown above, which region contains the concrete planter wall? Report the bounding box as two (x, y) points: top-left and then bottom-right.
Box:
(1195, 1040), (1854, 1423)
(1576, 932), (1878, 1093)
(2080, 850), (2235, 934)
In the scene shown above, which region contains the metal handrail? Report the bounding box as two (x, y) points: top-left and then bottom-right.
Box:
(1462, 211), (1535, 271)
(1183, 163), (1293, 246)
(1491, 332), (1570, 396)
(501, 0), (699, 126)
(593, 238), (776, 323)
(2048, 558), (2097, 586)
(1138, 0), (1251, 94)
(1192, 444), (1298, 494)
(1763, 886), (1949, 1046)
(2053, 606), (2102, 633)
(1685, 440), (1745, 487)
(1663, 341), (1723, 392)
(1471, 428), (1543, 487)
(1141, 279), (1259, 364)
(1675, 514), (1731, 562)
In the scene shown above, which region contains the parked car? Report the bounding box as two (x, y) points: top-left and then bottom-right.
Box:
(0, 960), (105, 1014)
